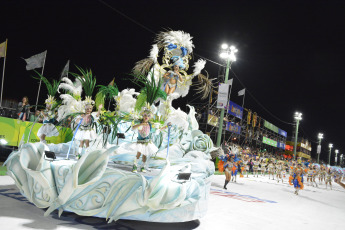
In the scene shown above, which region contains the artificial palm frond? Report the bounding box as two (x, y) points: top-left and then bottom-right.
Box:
(33, 70), (60, 97)
(132, 58), (154, 76)
(95, 82), (119, 108)
(131, 69), (167, 112)
(134, 91), (147, 112)
(70, 65), (96, 97)
(193, 71), (216, 100)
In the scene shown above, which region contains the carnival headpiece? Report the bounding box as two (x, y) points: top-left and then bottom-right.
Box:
(84, 96), (95, 108)
(140, 106), (152, 117)
(45, 95), (56, 105)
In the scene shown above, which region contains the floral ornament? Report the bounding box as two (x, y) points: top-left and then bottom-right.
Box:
(45, 95), (56, 106)
(191, 133), (214, 153)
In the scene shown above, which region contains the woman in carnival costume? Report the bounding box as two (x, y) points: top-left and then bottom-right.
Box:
(276, 161), (283, 183)
(33, 73), (61, 143)
(242, 155), (249, 178)
(319, 165), (326, 185)
(289, 163), (304, 195)
(268, 160), (275, 180)
(325, 168), (333, 190)
(231, 161), (239, 182)
(253, 156), (260, 177)
(223, 156), (233, 189)
(311, 165), (319, 187)
(37, 96), (59, 144)
(75, 99), (102, 159)
(131, 107), (170, 173)
(163, 57), (184, 95)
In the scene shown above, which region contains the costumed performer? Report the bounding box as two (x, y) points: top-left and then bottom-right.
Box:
(276, 161), (283, 183)
(231, 161), (238, 182)
(75, 101), (102, 159)
(223, 156), (233, 190)
(253, 157), (260, 178)
(325, 168), (333, 190)
(37, 96), (59, 144)
(163, 58), (184, 95)
(289, 163), (304, 195)
(131, 108), (170, 173)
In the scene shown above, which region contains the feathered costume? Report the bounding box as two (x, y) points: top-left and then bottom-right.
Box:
(289, 166), (304, 194)
(132, 30), (214, 101)
(33, 73), (60, 143)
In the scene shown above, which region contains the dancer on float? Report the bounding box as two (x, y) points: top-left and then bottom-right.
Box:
(37, 96), (59, 144)
(75, 101), (102, 159)
(33, 73), (61, 143)
(289, 163), (304, 195)
(131, 108), (171, 173)
(163, 59), (184, 95)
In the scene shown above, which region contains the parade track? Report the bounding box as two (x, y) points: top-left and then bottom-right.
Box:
(1, 174), (345, 230)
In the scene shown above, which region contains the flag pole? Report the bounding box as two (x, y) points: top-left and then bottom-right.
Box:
(35, 51), (47, 110)
(241, 89), (246, 108)
(0, 39), (8, 108)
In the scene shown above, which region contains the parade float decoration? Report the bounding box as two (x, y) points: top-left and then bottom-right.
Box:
(4, 30), (219, 223)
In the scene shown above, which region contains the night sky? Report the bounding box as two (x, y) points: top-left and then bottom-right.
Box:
(1, 0), (345, 163)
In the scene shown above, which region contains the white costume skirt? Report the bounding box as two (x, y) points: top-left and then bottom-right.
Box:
(75, 129), (97, 141)
(128, 142), (158, 157)
(37, 123), (59, 137)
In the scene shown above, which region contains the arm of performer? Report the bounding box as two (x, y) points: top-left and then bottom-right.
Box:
(163, 71), (171, 80)
(175, 70), (183, 82)
(159, 122), (172, 131)
(96, 104), (103, 117)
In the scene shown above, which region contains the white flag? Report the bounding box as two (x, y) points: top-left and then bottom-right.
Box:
(238, 88), (245, 96)
(24, 50), (47, 70)
(228, 78), (233, 86)
(61, 60), (70, 79)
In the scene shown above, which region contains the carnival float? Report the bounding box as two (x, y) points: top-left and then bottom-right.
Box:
(4, 30), (223, 223)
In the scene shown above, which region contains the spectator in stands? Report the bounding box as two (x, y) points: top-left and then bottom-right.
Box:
(30, 110), (42, 123)
(17, 96), (30, 121)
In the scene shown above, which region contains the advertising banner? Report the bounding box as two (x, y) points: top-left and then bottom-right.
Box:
(207, 114), (218, 127)
(0, 117), (22, 146)
(0, 117), (73, 146)
(264, 120), (279, 133)
(277, 142), (286, 149)
(278, 129), (287, 137)
(226, 122), (241, 134)
(216, 83), (229, 109)
(262, 136), (277, 147)
(227, 100), (243, 119)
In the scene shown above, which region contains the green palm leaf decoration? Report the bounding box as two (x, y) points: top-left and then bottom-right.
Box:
(32, 70), (60, 97)
(95, 78), (119, 108)
(70, 65), (96, 97)
(132, 69), (167, 112)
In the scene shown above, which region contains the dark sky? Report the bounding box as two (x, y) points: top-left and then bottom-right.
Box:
(1, 0), (345, 163)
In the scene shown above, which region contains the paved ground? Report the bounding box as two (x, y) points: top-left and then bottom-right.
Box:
(1, 174), (345, 230)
